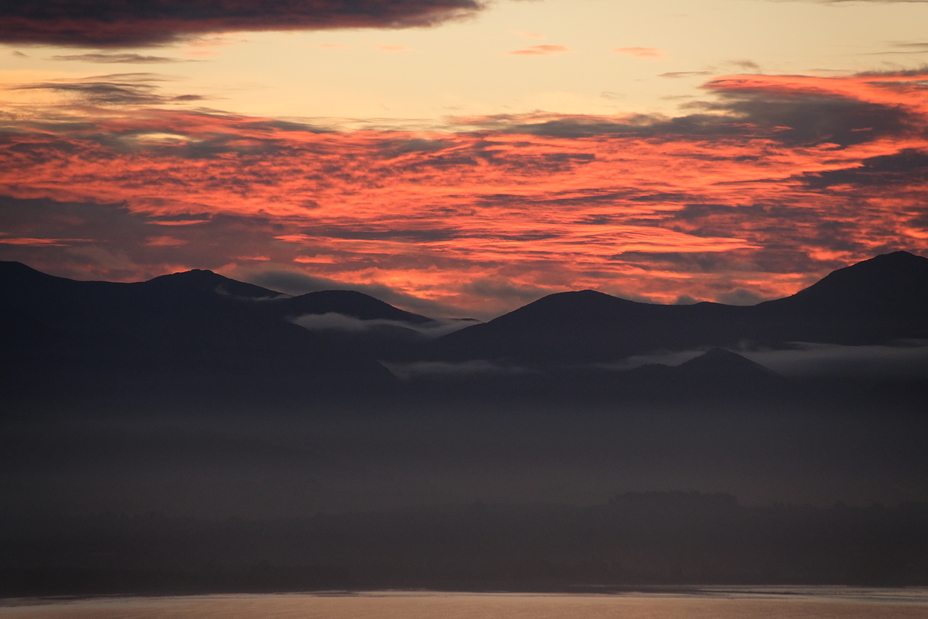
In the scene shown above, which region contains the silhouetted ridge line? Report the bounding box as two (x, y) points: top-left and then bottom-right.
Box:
(767, 250), (928, 315)
(0, 262), (409, 401)
(145, 269), (289, 303)
(285, 289), (433, 324)
(437, 251), (928, 365)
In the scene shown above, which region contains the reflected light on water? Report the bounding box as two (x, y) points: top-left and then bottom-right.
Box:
(2, 588), (928, 619)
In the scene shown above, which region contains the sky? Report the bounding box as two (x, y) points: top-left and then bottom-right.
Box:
(1, 0), (927, 318)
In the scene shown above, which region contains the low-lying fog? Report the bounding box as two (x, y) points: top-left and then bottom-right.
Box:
(3, 397), (926, 520)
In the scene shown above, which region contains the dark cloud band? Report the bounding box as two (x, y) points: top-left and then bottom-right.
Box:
(12, 74), (204, 106)
(50, 53), (188, 63)
(0, 0), (484, 47)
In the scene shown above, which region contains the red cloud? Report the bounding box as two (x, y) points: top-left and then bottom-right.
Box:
(0, 237), (90, 246)
(1, 71), (926, 313)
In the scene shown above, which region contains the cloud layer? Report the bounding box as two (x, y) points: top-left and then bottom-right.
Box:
(0, 0), (484, 47)
(12, 73), (203, 106)
(1, 70), (927, 315)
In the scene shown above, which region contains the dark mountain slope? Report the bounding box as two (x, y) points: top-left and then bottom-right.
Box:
(144, 269), (283, 300)
(436, 290), (744, 364)
(749, 250), (928, 344)
(276, 290), (432, 325)
(0, 263), (400, 401)
(141, 271), (436, 360)
(676, 347), (778, 377)
(436, 252), (928, 365)
(780, 250), (928, 316)
(581, 348), (787, 404)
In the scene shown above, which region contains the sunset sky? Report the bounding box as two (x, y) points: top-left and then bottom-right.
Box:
(1, 0), (927, 318)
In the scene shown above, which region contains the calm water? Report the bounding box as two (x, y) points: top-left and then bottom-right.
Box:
(2, 588), (928, 619)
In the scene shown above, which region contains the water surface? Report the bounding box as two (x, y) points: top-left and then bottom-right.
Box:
(3, 588), (928, 619)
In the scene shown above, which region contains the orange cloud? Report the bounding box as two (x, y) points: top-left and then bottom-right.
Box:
(0, 237), (89, 246)
(509, 45), (571, 56)
(145, 236), (187, 247)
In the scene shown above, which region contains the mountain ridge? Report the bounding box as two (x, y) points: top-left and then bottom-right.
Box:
(437, 251), (928, 365)
(2, 252), (926, 403)
(0, 261), (407, 401)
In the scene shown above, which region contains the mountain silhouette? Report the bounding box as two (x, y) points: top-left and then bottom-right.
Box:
(677, 347), (779, 378)
(435, 251), (928, 366)
(566, 347), (788, 404)
(276, 290), (432, 325)
(0, 263), (417, 402)
(749, 250), (928, 343)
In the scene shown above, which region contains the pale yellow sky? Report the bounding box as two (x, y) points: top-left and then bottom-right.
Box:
(3, 0), (928, 126)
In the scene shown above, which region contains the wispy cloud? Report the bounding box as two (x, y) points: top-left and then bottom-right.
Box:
(293, 312), (471, 336)
(509, 45), (571, 56)
(0, 236), (92, 246)
(10, 73), (204, 106)
(145, 236), (187, 247)
(729, 59), (761, 71)
(869, 42), (928, 56)
(741, 341), (928, 378)
(50, 53), (189, 64)
(613, 47), (666, 59)
(660, 71), (712, 79)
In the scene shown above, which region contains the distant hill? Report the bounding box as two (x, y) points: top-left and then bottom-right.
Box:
(0, 262), (432, 402)
(435, 251), (928, 366)
(677, 347), (777, 376)
(610, 348), (787, 402)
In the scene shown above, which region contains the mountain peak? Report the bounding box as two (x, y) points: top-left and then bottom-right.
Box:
(146, 269), (282, 299)
(680, 348), (775, 373)
(151, 268), (221, 281)
(869, 249), (924, 264)
(493, 289), (640, 324)
(780, 250), (928, 312)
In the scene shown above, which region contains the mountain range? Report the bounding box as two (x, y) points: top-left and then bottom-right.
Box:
(2, 251), (926, 405)
(438, 250), (928, 365)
